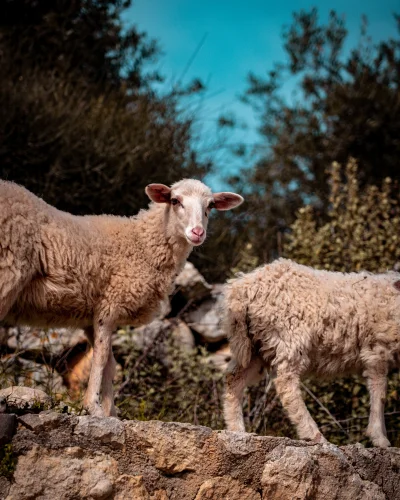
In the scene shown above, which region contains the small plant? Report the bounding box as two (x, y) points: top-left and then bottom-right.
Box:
(0, 444), (16, 479)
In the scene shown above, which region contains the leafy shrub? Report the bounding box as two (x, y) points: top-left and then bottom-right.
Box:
(285, 158), (400, 272)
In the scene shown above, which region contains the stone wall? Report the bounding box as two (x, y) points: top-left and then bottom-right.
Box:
(1, 412), (400, 500)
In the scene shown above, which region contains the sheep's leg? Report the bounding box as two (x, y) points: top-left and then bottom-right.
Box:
(274, 369), (325, 442)
(224, 357), (265, 432)
(83, 325), (117, 417)
(365, 368), (390, 447)
(101, 350), (118, 417)
(83, 322), (112, 417)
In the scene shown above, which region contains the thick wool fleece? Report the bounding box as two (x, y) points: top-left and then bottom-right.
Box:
(223, 258), (400, 447)
(0, 180), (191, 328)
(225, 258), (400, 375)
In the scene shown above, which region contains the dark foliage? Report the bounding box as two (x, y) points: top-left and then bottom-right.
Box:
(0, 0), (160, 92)
(0, 0), (211, 217)
(232, 10), (400, 263)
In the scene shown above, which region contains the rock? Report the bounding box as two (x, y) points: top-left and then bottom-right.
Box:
(0, 414), (16, 446)
(195, 476), (260, 499)
(89, 478), (114, 499)
(184, 288), (225, 343)
(18, 411), (68, 432)
(128, 320), (170, 352)
(117, 318), (195, 359)
(4, 413), (400, 499)
(7, 446), (121, 500)
(126, 420), (214, 474)
(74, 415), (125, 448)
(114, 475), (151, 500)
(0, 477), (10, 500)
(15, 357), (65, 394)
(7, 326), (86, 355)
(175, 262), (212, 301)
(0, 395), (6, 414)
(170, 319), (195, 351)
(0, 386), (51, 411)
(261, 444), (385, 500)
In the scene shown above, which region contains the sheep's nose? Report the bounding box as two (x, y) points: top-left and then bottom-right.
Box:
(191, 226), (204, 237)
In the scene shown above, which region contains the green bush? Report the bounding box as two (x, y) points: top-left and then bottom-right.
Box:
(285, 158), (400, 272)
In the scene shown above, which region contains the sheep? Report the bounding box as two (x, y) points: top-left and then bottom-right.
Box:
(223, 258), (400, 447)
(0, 178), (243, 417)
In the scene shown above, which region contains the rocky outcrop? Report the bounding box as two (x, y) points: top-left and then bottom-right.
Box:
(1, 412), (400, 500)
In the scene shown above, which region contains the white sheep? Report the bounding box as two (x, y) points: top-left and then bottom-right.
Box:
(223, 258), (400, 447)
(0, 178), (243, 416)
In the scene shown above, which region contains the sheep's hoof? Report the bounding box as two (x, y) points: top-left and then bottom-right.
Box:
(372, 436), (391, 448)
(84, 403), (106, 418)
(303, 433), (327, 444)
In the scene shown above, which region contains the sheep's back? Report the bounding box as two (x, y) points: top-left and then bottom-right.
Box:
(226, 259), (400, 374)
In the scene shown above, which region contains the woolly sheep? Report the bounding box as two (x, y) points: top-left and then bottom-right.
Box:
(0, 178), (243, 417)
(223, 258), (400, 447)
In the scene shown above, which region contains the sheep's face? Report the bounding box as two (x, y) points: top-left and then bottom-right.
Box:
(145, 179), (244, 246)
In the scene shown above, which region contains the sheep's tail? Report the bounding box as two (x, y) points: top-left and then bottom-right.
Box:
(223, 285), (252, 368)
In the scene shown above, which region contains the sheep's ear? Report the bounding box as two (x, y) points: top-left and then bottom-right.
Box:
(145, 184), (171, 203)
(213, 192), (244, 211)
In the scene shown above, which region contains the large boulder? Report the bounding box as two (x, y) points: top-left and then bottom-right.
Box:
(174, 262), (212, 301)
(183, 285), (225, 343)
(0, 386), (51, 412)
(1, 413), (399, 499)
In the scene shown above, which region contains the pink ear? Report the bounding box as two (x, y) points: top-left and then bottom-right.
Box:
(213, 192), (244, 211)
(145, 184), (171, 203)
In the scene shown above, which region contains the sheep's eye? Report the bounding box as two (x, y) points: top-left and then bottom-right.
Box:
(208, 201), (215, 210)
(171, 198), (179, 206)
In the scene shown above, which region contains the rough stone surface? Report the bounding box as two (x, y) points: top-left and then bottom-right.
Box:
(6, 326), (86, 355)
(74, 416), (125, 449)
(170, 319), (195, 351)
(174, 262), (212, 301)
(14, 357), (65, 394)
(0, 386), (50, 411)
(261, 444), (385, 500)
(195, 476), (260, 499)
(0, 414), (16, 445)
(184, 289), (225, 343)
(1, 413), (400, 500)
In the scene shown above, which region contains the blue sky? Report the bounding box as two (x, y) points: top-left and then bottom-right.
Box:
(123, 1), (399, 189)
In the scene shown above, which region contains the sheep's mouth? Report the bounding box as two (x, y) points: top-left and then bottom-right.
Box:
(187, 234), (205, 246)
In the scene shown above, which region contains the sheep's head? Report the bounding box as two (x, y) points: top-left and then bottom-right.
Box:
(145, 179), (244, 246)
